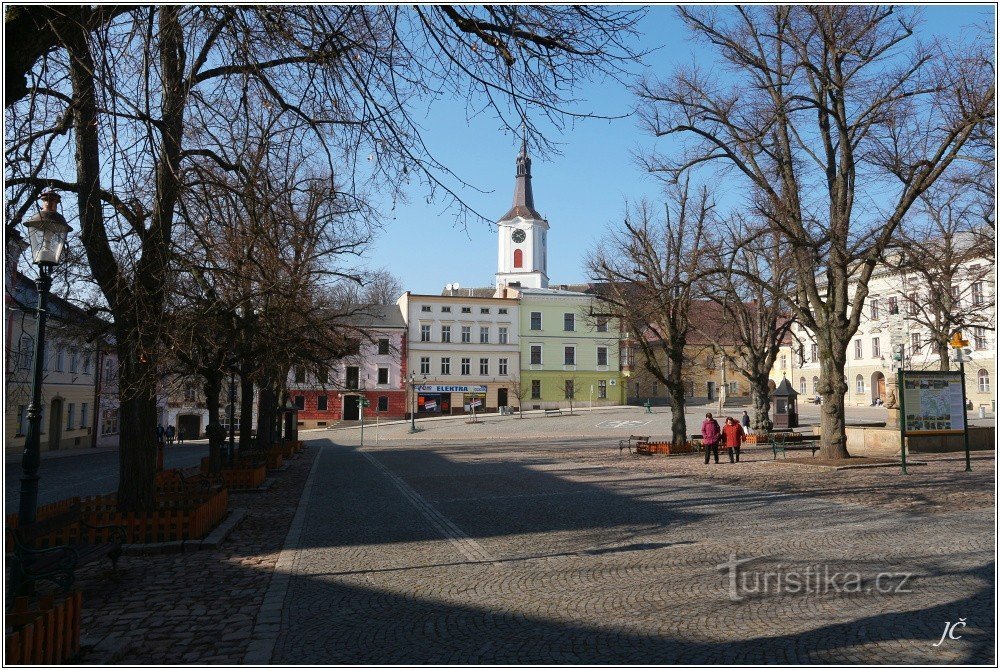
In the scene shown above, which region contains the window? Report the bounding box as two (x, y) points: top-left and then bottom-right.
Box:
(872, 337), (880, 359)
(378, 339), (390, 355)
(17, 405), (28, 436)
(441, 325), (451, 343)
(978, 369), (990, 393)
(420, 325), (431, 342)
(461, 307), (471, 314)
(294, 366), (306, 383)
(317, 368), (329, 384)
(67, 404), (75, 430)
(420, 357), (430, 375)
(812, 376), (819, 395)
(908, 293), (919, 316)
(888, 296), (898, 315)
(378, 396), (389, 412)
(346, 367), (360, 389)
(564, 346), (576, 366)
(461, 326), (471, 343)
(596, 317), (608, 332)
(441, 306), (451, 313)
(799, 378), (806, 395)
(854, 340), (863, 360)
(480, 358), (489, 375)
(69, 348), (79, 373)
(598, 380), (607, 399)
(514, 248), (523, 268)
(498, 327), (509, 344)
(531, 380), (541, 399)
(101, 408), (119, 436)
(480, 308), (490, 314)
(530, 312), (542, 330)
(293, 395), (305, 410)
(498, 308), (508, 315)
(597, 346), (608, 367)
(564, 380), (575, 399)
(480, 326), (489, 343)
(441, 357), (451, 374)
(810, 344), (818, 363)
(564, 313), (575, 331)
(856, 375), (865, 394)
(499, 358), (508, 375)
(421, 305), (432, 313)
(18, 336), (33, 369)
(779, 354), (786, 369)
(184, 384), (197, 402)
(911, 332), (921, 353)
(530, 345), (542, 365)
(974, 327), (988, 349)
(55, 346), (65, 372)
(870, 299), (879, 320)
(317, 395), (328, 411)
(460, 358), (471, 375)
(81, 402), (88, 428)
(377, 368), (389, 385)
(972, 282), (985, 306)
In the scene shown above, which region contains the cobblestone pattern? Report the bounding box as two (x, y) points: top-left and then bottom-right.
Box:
(69, 446), (319, 664)
(272, 439), (994, 664)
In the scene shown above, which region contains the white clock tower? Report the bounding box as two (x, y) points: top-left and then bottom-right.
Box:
(496, 140), (549, 290)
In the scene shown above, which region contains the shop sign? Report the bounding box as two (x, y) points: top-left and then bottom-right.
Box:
(416, 384), (487, 394)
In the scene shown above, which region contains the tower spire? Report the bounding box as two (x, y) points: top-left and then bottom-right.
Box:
(501, 134), (541, 221)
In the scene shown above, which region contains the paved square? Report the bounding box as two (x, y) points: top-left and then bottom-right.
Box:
(270, 437), (994, 664)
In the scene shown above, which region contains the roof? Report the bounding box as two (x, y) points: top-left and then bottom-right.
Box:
(345, 304), (406, 329)
(438, 286), (499, 298)
(11, 272), (107, 331)
(516, 287), (593, 298)
(499, 139), (544, 222)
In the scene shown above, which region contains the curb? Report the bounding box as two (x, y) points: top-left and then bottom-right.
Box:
(244, 448), (324, 664)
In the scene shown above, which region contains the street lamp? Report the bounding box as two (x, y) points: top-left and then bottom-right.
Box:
(409, 371), (417, 433)
(19, 190), (71, 526)
(227, 360), (238, 466)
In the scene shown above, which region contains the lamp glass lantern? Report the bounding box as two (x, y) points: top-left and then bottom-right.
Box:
(25, 191), (71, 267)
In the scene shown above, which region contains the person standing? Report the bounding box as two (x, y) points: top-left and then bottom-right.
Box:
(723, 416), (746, 463)
(165, 424), (175, 445)
(155, 424), (165, 446)
(701, 412), (722, 464)
(741, 410), (751, 435)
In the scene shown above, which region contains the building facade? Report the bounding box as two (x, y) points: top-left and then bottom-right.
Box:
(513, 286), (625, 409)
(287, 305), (408, 427)
(397, 292), (520, 415)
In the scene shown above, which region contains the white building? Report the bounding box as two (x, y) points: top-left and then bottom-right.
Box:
(495, 139), (549, 290)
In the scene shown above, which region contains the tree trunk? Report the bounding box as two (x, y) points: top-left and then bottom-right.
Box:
(256, 378), (277, 449)
(203, 371), (223, 474)
(749, 373), (772, 431)
(667, 350), (687, 448)
(936, 338), (951, 372)
(817, 343), (851, 459)
(238, 362), (254, 451)
(115, 345), (158, 513)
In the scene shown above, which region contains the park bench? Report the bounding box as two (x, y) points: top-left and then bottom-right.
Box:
(12, 506), (126, 593)
(768, 433), (822, 459)
(544, 409), (564, 417)
(618, 435), (651, 454)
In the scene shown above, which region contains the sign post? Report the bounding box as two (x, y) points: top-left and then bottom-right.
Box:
(950, 332), (973, 472)
(359, 397), (370, 447)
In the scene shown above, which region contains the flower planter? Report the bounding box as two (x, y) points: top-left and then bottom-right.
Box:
(6, 592), (82, 665)
(636, 441), (694, 456)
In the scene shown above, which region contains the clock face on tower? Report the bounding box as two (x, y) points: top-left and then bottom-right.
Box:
(511, 229), (526, 243)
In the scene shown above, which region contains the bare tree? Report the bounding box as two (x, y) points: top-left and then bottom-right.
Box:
(506, 371), (529, 419)
(637, 6), (994, 458)
(588, 181), (712, 448)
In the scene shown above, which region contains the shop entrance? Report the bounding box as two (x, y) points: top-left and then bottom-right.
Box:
(497, 388), (508, 409)
(178, 414), (202, 440)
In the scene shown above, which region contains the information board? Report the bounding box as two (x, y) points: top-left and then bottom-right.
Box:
(900, 371), (965, 433)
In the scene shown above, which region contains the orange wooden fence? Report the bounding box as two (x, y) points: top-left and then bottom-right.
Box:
(5, 592), (82, 665)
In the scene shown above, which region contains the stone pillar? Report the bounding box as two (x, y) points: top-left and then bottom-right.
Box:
(884, 376), (901, 429)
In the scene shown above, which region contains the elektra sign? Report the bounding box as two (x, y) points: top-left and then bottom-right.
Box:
(416, 385), (488, 394)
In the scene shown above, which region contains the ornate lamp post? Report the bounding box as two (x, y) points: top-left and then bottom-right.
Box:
(19, 190), (71, 525)
(227, 360), (238, 466)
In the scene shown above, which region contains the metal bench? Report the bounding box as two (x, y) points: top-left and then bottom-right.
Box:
(12, 505), (126, 593)
(544, 409), (564, 417)
(770, 434), (822, 459)
(619, 435), (651, 454)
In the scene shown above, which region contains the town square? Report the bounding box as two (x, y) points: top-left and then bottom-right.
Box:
(3, 4), (997, 666)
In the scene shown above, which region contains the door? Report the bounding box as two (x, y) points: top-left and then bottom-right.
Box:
(178, 414), (202, 439)
(707, 382), (716, 401)
(48, 398), (63, 451)
(497, 388), (508, 408)
(343, 395), (360, 421)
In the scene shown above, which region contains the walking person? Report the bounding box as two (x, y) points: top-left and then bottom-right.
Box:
(155, 424), (165, 446)
(178, 429), (185, 445)
(701, 412), (722, 464)
(723, 416), (746, 463)
(741, 410), (751, 436)
(165, 424), (175, 445)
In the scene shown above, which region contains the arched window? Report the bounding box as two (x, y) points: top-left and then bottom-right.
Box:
(799, 377), (806, 394)
(856, 375), (865, 394)
(978, 369), (990, 393)
(513, 248), (523, 269)
(812, 376), (819, 395)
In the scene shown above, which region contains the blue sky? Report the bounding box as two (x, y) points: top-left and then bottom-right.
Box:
(365, 5), (994, 296)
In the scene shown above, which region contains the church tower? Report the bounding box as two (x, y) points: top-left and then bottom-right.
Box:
(496, 139), (549, 289)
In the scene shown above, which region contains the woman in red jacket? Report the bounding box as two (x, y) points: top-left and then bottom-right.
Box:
(722, 416), (745, 463)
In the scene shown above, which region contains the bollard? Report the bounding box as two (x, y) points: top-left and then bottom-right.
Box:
(979, 405), (986, 419)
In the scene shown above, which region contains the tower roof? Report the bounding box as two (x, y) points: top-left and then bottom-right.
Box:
(499, 137), (543, 222)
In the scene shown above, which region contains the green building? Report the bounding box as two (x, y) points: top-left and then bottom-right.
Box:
(511, 287), (625, 409)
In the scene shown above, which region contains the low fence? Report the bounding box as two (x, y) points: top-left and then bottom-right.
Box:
(5, 592), (82, 665)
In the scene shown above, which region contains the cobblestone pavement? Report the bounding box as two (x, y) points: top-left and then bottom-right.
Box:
(271, 437), (995, 664)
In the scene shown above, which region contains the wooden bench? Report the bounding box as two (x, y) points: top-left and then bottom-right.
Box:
(544, 409), (564, 417)
(769, 434), (822, 459)
(618, 435), (651, 454)
(12, 506), (127, 593)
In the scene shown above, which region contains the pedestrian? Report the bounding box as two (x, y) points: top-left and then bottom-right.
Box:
(741, 410), (751, 435)
(701, 412), (722, 465)
(722, 416), (746, 463)
(155, 423), (165, 445)
(178, 429), (185, 445)
(165, 424), (175, 445)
